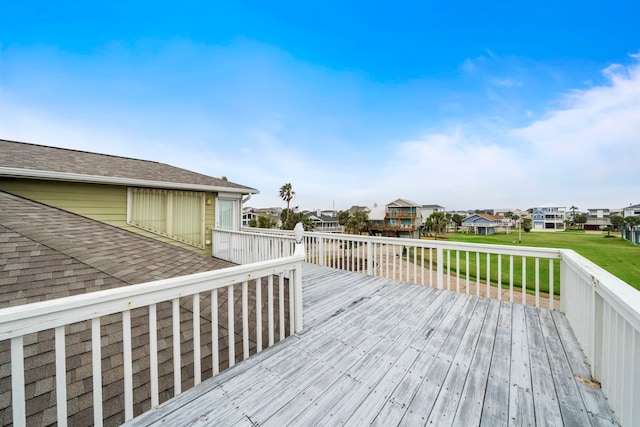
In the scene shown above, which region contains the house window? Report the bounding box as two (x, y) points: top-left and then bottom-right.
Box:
(127, 188), (205, 248)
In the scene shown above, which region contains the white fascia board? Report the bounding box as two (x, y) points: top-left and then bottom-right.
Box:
(0, 167), (259, 195)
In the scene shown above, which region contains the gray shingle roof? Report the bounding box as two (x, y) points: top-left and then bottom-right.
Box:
(0, 191), (233, 308)
(0, 139), (257, 193)
(0, 191), (251, 426)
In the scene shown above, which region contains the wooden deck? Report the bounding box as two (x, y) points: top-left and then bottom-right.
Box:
(126, 264), (618, 426)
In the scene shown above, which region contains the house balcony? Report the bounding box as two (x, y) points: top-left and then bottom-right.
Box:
(1, 228), (638, 426)
(369, 223), (417, 232)
(386, 212), (417, 220)
(313, 224), (345, 233)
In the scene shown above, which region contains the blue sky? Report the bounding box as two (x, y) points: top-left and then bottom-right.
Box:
(1, 1), (639, 211)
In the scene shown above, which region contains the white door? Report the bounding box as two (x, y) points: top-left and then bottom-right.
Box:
(216, 198), (238, 230)
(214, 197), (239, 259)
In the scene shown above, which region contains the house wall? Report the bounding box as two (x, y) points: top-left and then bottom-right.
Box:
(0, 179), (216, 255)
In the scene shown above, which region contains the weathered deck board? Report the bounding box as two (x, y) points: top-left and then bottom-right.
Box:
(125, 264), (619, 427)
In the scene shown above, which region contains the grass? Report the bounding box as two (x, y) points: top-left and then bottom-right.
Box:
(439, 230), (640, 291)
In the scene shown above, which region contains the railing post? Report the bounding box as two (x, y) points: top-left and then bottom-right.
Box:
(293, 223), (305, 332)
(251, 234), (256, 263)
(366, 240), (373, 276)
(319, 237), (325, 267)
(436, 246), (444, 289)
(593, 289), (604, 380)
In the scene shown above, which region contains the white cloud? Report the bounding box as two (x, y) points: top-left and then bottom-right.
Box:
(377, 57), (640, 210)
(515, 58), (640, 180)
(2, 42), (638, 212)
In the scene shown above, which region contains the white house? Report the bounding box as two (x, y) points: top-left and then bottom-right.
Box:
(622, 203), (640, 217)
(417, 204), (446, 226)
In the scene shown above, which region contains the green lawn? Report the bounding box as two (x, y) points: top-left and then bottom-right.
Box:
(438, 230), (639, 291)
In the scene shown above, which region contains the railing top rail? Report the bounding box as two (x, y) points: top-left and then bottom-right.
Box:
(562, 249), (640, 331)
(220, 227), (296, 240)
(240, 228), (562, 259)
(0, 252), (304, 341)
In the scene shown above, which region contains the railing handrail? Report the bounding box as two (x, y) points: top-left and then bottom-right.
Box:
(0, 252), (304, 341)
(561, 249), (640, 331)
(242, 227), (562, 259)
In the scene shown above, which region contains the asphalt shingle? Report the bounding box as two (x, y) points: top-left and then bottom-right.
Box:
(0, 192), (254, 426)
(0, 139), (255, 192)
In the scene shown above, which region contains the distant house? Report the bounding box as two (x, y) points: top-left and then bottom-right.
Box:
(531, 203), (566, 231)
(417, 204), (446, 226)
(368, 204), (386, 232)
(622, 203), (640, 217)
(305, 210), (343, 232)
(242, 207), (282, 228)
(0, 139), (257, 254)
(242, 207), (259, 226)
(369, 198), (420, 238)
(462, 213), (503, 235)
(347, 205), (370, 215)
(584, 208), (612, 231)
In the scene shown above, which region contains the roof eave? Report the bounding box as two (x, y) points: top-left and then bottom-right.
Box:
(0, 167), (259, 195)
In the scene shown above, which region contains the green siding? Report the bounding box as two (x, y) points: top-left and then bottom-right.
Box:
(0, 178), (216, 256)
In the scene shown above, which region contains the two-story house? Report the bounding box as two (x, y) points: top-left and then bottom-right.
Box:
(584, 208), (612, 230)
(368, 198), (420, 238)
(531, 203), (566, 231)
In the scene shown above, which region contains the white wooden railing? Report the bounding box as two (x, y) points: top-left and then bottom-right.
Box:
(0, 244), (305, 427)
(214, 228), (296, 264)
(560, 250), (640, 426)
(234, 227), (639, 425)
(240, 227), (561, 309)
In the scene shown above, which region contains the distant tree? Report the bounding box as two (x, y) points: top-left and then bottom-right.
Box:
(429, 212), (448, 239)
(569, 205), (579, 226)
(625, 216), (640, 228)
(221, 176), (228, 181)
(279, 183), (295, 223)
(574, 213), (588, 229)
(451, 214), (464, 231)
(281, 211), (315, 231)
(421, 218), (433, 237)
(247, 217), (257, 227)
(522, 218), (532, 232)
(610, 215), (625, 231)
(338, 210), (350, 226)
(345, 211), (369, 234)
(257, 215), (276, 229)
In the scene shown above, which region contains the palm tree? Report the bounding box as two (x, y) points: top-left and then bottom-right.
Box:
(429, 212), (447, 239)
(279, 183), (295, 222)
(569, 205), (579, 226)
